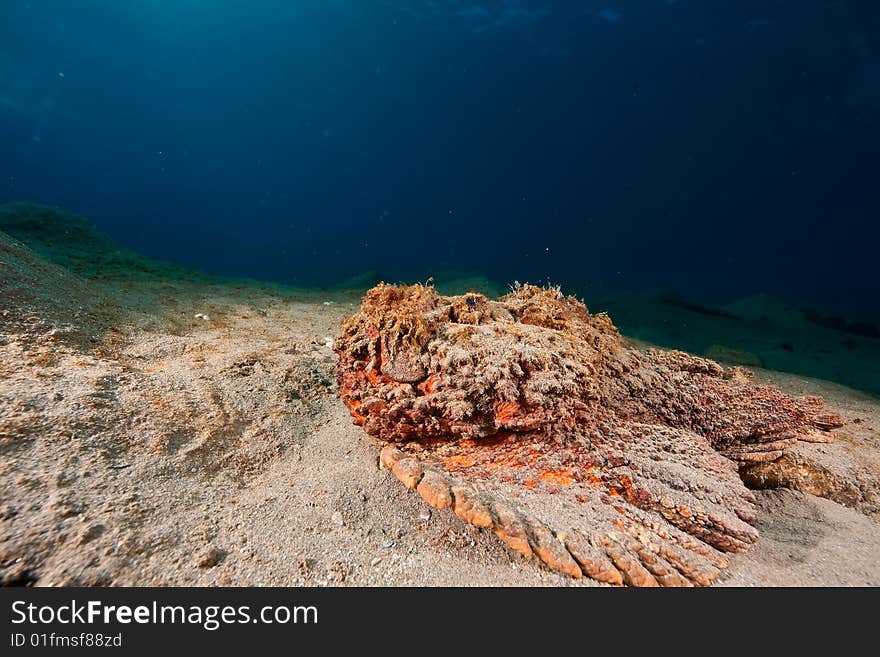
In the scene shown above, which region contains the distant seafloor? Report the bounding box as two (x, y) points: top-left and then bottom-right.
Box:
(1, 201), (878, 396)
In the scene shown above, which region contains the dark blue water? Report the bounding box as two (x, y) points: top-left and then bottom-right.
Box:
(2, 1), (878, 320)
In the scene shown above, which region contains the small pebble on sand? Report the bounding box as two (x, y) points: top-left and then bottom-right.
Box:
(195, 546), (223, 569)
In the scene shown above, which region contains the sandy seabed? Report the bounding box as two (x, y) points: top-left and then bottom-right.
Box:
(1, 203), (878, 586)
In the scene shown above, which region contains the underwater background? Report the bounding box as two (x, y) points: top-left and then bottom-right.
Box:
(1, 1), (879, 388)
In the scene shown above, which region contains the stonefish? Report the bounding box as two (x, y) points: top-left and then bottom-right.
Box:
(335, 283), (844, 586)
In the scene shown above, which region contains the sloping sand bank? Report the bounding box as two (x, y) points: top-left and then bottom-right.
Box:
(1, 204), (877, 586)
